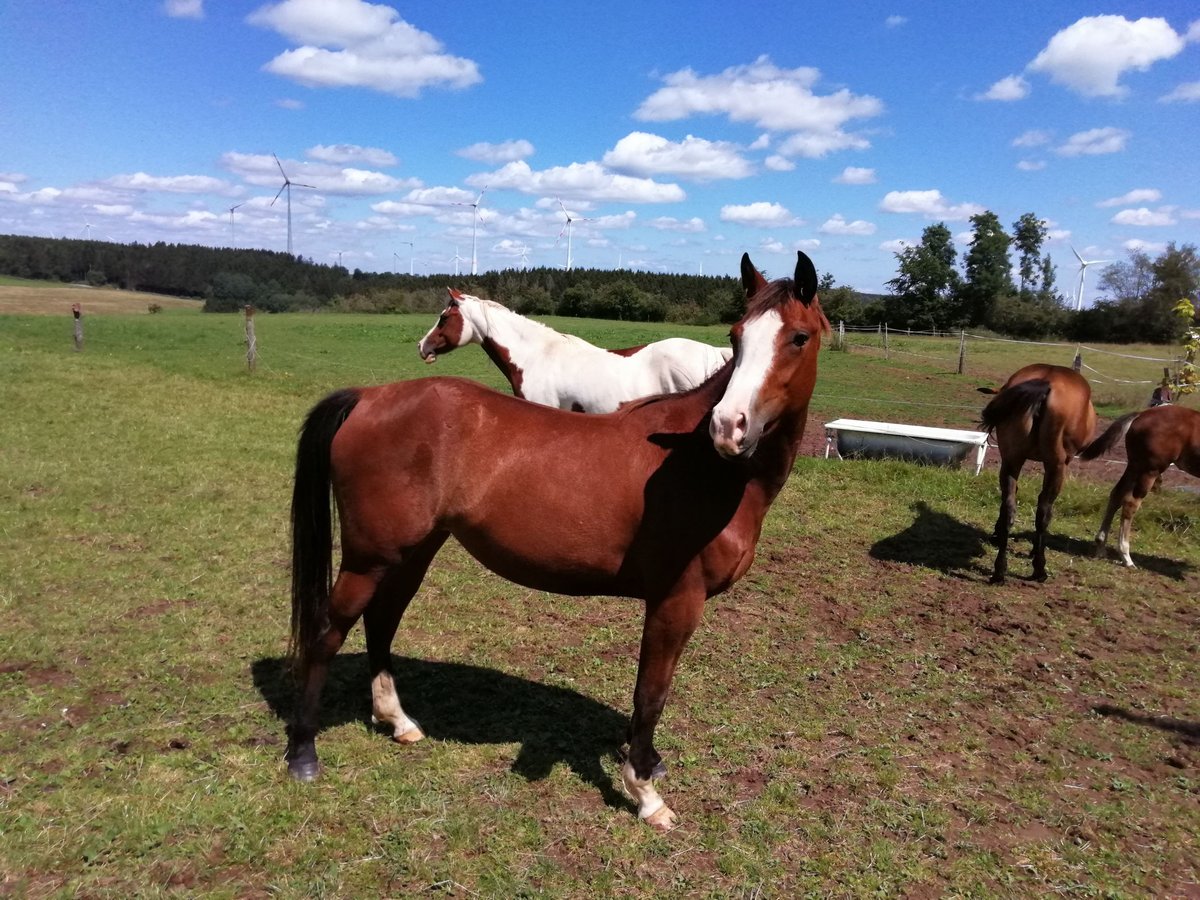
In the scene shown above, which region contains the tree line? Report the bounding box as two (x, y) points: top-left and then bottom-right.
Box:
(1, 226), (1196, 343)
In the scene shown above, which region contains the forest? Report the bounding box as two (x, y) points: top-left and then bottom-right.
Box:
(1, 212), (1196, 344)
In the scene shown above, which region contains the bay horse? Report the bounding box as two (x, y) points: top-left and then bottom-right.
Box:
(417, 289), (732, 412)
(1079, 404), (1200, 567)
(979, 364), (1097, 583)
(287, 252), (830, 829)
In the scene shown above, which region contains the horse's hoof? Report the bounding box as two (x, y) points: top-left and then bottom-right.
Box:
(287, 758), (320, 782)
(393, 726), (424, 744)
(643, 805), (677, 832)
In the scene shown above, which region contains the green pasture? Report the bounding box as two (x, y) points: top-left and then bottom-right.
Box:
(1, 306), (1197, 896)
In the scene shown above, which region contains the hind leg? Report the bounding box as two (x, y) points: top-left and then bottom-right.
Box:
(1094, 467), (1134, 559)
(287, 567), (381, 781)
(1115, 470), (1159, 568)
(991, 462), (1020, 584)
(1031, 462), (1066, 582)
(365, 533), (449, 742)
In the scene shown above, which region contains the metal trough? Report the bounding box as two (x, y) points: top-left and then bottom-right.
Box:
(824, 418), (989, 474)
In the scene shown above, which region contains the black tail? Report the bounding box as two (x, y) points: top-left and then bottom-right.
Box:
(289, 388), (361, 671)
(980, 379), (1051, 434)
(1078, 411), (1138, 461)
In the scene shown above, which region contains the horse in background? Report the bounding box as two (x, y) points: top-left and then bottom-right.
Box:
(1080, 404), (1200, 567)
(417, 289), (732, 412)
(287, 252), (830, 829)
(979, 364), (1098, 583)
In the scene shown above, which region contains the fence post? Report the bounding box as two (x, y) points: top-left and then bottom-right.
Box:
(883, 322), (889, 360)
(957, 330), (966, 375)
(71, 303), (83, 352)
(838, 320), (845, 351)
(244, 304), (257, 372)
(1072, 347), (1082, 372)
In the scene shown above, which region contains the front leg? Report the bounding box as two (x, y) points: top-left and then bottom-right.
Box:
(624, 587), (705, 830)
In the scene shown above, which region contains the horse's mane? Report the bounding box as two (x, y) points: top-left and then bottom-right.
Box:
(459, 293), (595, 349)
(744, 279), (796, 318)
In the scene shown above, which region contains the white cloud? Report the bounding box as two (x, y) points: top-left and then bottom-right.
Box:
(1012, 129), (1052, 148)
(1028, 15), (1187, 97)
(748, 134), (771, 150)
(164, 0), (203, 18)
(977, 75), (1030, 101)
(759, 238), (786, 253)
(880, 239), (913, 253)
(220, 151), (419, 195)
(306, 143), (397, 166)
(885, 15), (907, 28)
(834, 166), (876, 185)
(456, 140), (534, 164)
(763, 155), (795, 172)
(276, 98), (305, 110)
(602, 132), (753, 181)
(719, 201), (799, 227)
(1123, 238), (1167, 254)
(1097, 188), (1161, 208)
(1160, 81), (1200, 102)
(878, 189), (984, 221)
(104, 172), (240, 196)
(465, 160), (685, 203)
(634, 55), (882, 160)
(647, 216), (706, 233)
(247, 0), (482, 97)
(1017, 160), (1047, 171)
(1110, 207), (1176, 226)
(1055, 126), (1130, 157)
(819, 214), (876, 236)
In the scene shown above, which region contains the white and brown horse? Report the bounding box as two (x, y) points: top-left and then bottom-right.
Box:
(417, 290), (731, 412)
(287, 252), (829, 829)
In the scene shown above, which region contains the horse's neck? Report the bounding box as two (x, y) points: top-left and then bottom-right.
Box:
(465, 301), (581, 366)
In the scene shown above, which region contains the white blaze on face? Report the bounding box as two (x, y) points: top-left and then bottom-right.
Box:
(710, 309), (783, 458)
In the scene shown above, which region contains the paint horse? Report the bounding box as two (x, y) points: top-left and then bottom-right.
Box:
(979, 364), (1097, 583)
(287, 251), (830, 829)
(417, 289), (732, 412)
(1080, 404), (1200, 567)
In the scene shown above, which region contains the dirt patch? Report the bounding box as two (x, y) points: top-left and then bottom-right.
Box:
(0, 284), (201, 315)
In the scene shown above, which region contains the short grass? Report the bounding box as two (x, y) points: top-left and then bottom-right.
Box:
(1, 301), (1197, 897)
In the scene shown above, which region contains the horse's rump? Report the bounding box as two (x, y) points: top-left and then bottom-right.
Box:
(980, 379), (1051, 433)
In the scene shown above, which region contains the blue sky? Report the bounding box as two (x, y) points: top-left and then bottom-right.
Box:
(1, 1), (1197, 296)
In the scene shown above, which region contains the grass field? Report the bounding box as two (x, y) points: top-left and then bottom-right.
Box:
(1, 291), (1197, 897)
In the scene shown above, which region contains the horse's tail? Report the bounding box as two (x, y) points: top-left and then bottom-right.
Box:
(980, 379), (1051, 434)
(1078, 411), (1138, 461)
(289, 387), (361, 672)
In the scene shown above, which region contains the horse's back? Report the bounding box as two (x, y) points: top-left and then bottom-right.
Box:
(1129, 404), (1200, 475)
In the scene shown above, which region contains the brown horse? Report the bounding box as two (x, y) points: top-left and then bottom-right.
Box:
(287, 251), (830, 829)
(979, 364), (1097, 583)
(1080, 404), (1200, 567)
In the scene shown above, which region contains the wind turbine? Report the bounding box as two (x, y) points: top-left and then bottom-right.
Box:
(396, 241), (414, 275)
(452, 186), (487, 275)
(451, 246), (466, 277)
(270, 153), (316, 256)
(519, 243), (530, 269)
(1070, 244), (1113, 311)
(555, 197), (593, 271)
(228, 203), (243, 247)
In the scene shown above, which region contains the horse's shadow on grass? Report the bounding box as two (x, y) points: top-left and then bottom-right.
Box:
(870, 501), (992, 579)
(251, 654), (631, 810)
(1093, 703), (1200, 746)
(870, 501), (1194, 581)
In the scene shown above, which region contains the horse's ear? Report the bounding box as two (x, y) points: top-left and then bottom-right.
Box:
(794, 251), (819, 306)
(446, 286), (463, 306)
(741, 253), (767, 297)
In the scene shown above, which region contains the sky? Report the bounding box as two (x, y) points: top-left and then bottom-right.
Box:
(0, 1), (1197, 297)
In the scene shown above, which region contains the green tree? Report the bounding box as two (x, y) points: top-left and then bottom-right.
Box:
(962, 211), (1014, 325)
(885, 223), (962, 330)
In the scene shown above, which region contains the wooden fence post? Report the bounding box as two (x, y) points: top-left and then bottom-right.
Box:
(957, 330), (966, 375)
(883, 322), (889, 360)
(838, 320), (845, 351)
(1072, 347), (1082, 372)
(244, 305), (257, 372)
(71, 303), (83, 352)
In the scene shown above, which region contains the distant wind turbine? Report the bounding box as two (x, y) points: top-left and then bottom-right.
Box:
(270, 153), (316, 256)
(451, 246), (466, 277)
(396, 241), (414, 276)
(555, 197), (593, 271)
(228, 203), (244, 247)
(1071, 244), (1114, 311)
(519, 243), (530, 269)
(452, 187), (487, 276)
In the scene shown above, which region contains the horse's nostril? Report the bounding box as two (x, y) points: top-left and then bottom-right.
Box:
(735, 412), (747, 432)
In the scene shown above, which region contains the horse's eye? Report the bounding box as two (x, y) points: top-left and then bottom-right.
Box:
(792, 332), (809, 348)
(437, 315), (448, 327)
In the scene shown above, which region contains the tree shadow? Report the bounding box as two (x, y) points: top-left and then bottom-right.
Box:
(1092, 703), (1200, 745)
(251, 654), (632, 811)
(869, 500), (992, 579)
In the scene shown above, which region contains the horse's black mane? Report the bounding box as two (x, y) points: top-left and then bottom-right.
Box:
(745, 278), (797, 318)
